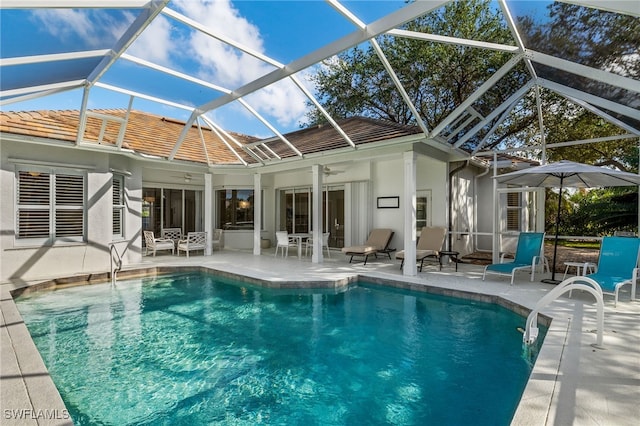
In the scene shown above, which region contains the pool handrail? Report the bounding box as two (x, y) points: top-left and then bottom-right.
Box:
(524, 276), (604, 348)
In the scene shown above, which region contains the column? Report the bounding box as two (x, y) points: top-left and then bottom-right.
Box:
(312, 164), (323, 263)
(254, 173), (262, 255)
(403, 151), (417, 276)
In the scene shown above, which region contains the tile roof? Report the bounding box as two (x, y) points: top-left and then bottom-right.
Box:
(1, 110), (424, 166)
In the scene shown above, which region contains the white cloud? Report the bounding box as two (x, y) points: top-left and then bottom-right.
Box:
(32, 1), (315, 132)
(127, 15), (176, 65)
(31, 9), (131, 48)
(172, 0), (311, 128)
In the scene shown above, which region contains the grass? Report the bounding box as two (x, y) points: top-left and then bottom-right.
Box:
(551, 240), (600, 249)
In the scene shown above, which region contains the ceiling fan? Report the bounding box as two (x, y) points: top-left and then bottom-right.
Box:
(169, 173), (198, 182)
(308, 166), (344, 176)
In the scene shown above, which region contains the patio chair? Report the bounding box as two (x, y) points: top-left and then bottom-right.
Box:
(578, 236), (640, 306)
(162, 228), (182, 246)
(396, 226), (446, 272)
(212, 228), (224, 251)
(482, 232), (547, 285)
(177, 231), (207, 257)
(305, 232), (331, 257)
(143, 230), (174, 256)
(275, 231), (297, 257)
(341, 228), (394, 265)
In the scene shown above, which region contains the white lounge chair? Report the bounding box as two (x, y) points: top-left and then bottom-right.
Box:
(143, 230), (174, 256)
(177, 231), (207, 257)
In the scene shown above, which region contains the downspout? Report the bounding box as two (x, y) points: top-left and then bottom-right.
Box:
(474, 165), (491, 251)
(448, 160), (470, 251)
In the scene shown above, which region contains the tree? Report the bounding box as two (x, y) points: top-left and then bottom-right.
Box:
(519, 2), (640, 171)
(307, 0), (532, 147)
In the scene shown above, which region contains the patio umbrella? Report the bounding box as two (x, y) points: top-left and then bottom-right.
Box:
(494, 160), (640, 284)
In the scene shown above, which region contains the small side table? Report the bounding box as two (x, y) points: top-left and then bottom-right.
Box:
(562, 261), (597, 280)
(439, 251), (460, 271)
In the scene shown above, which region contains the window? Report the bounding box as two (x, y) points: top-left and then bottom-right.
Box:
(416, 190), (432, 233)
(506, 192), (521, 231)
(16, 167), (85, 243)
(217, 189), (256, 230)
(112, 174), (125, 239)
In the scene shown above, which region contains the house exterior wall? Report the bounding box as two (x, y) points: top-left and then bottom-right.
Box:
(0, 140), (142, 282)
(1, 136), (462, 282)
(450, 166), (476, 256)
(476, 172), (496, 251)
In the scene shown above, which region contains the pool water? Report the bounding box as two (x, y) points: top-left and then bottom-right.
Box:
(16, 272), (543, 425)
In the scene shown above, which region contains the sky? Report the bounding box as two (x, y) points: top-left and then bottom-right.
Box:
(2, 0), (410, 138)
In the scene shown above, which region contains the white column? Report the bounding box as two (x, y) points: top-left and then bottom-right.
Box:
(253, 173), (262, 255)
(403, 151), (417, 276)
(492, 153), (500, 264)
(312, 164), (323, 263)
(204, 173), (213, 256)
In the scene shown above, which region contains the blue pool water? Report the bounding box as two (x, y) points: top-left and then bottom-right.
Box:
(16, 272), (543, 425)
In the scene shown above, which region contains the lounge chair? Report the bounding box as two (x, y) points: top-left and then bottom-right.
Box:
(341, 228), (394, 265)
(177, 231), (207, 257)
(482, 232), (547, 285)
(396, 226), (446, 272)
(578, 236), (640, 306)
(143, 230), (174, 256)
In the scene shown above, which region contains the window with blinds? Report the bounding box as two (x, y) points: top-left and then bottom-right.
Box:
(112, 175), (125, 238)
(16, 168), (85, 242)
(506, 192), (521, 231)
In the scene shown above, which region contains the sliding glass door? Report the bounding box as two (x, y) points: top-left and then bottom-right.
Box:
(142, 188), (203, 237)
(279, 186), (344, 248)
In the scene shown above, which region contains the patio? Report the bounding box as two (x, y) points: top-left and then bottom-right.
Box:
(2, 250), (639, 425)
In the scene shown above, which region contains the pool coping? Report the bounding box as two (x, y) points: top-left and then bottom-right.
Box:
(0, 262), (587, 425)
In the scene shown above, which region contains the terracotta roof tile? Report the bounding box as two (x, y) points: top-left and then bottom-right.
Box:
(1, 110), (424, 165)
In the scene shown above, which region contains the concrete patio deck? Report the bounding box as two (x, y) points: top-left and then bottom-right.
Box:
(2, 249), (639, 425)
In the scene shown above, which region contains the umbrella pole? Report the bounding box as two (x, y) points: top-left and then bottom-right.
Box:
(542, 177), (563, 284)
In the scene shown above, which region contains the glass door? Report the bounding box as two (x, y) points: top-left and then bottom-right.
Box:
(278, 186), (345, 248)
(326, 186), (344, 248)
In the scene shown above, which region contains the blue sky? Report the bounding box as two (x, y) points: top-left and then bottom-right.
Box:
(2, 1), (555, 138)
(3, 0), (410, 138)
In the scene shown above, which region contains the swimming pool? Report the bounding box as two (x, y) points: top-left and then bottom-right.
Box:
(16, 271), (544, 425)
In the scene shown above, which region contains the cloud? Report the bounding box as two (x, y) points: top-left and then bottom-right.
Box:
(31, 9), (131, 48)
(127, 15), (176, 65)
(172, 0), (311, 128)
(31, 1), (315, 132)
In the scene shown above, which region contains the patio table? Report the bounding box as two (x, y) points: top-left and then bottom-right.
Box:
(562, 261), (597, 280)
(289, 233), (311, 259)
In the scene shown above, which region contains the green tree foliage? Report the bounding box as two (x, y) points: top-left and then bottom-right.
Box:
(307, 0), (639, 235)
(516, 3), (640, 235)
(562, 188), (638, 236)
(307, 0), (529, 137)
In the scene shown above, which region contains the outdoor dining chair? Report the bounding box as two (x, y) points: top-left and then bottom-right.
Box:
(305, 232), (331, 257)
(274, 231), (297, 257)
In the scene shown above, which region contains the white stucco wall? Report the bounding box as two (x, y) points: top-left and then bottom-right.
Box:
(1, 141), (130, 282)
